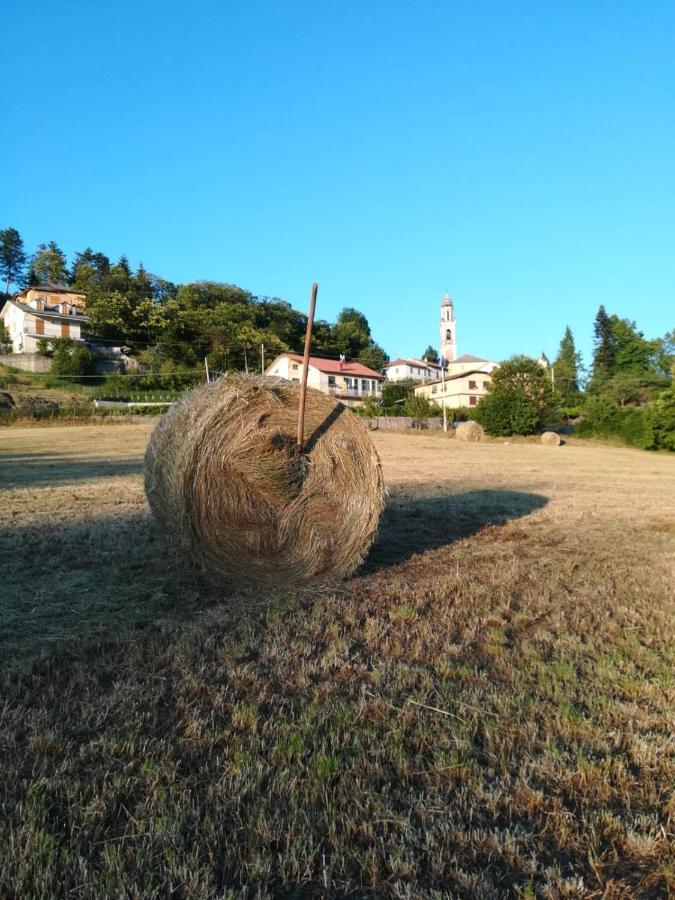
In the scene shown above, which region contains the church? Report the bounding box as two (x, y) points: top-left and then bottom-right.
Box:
(413, 293), (499, 410)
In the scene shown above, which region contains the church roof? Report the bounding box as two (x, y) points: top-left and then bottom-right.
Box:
(441, 294), (453, 306)
(454, 354), (487, 363)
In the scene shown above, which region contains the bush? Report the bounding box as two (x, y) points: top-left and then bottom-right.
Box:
(619, 408), (654, 449)
(51, 339), (96, 382)
(651, 390), (675, 451)
(473, 356), (553, 436)
(576, 395), (622, 437)
(474, 390), (540, 436)
(403, 394), (434, 426)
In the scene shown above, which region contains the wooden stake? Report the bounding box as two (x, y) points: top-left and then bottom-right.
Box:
(296, 282), (318, 451)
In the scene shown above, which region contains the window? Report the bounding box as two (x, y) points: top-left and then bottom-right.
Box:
(469, 380), (477, 389)
(483, 380), (490, 389)
(292, 363), (299, 371)
(328, 375), (336, 387)
(431, 386), (437, 394)
(469, 396), (477, 406)
(445, 329), (452, 341)
(361, 379), (368, 391)
(291, 377), (300, 384)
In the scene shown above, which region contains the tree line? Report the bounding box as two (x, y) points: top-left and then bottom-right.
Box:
(0, 227), (389, 375)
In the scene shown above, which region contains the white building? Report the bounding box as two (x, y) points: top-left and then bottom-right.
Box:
(384, 356), (446, 382)
(1, 284), (88, 354)
(264, 353), (383, 407)
(414, 365), (496, 411)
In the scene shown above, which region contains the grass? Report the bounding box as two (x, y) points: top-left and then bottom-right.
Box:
(0, 424), (674, 897)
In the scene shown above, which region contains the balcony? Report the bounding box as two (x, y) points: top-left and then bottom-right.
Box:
(328, 385), (381, 399)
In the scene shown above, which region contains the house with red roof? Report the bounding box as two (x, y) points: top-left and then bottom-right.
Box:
(264, 353), (383, 407)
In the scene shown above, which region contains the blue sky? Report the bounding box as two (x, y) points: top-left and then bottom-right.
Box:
(3, 0), (674, 369)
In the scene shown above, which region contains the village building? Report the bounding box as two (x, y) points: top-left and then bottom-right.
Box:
(264, 352), (383, 407)
(410, 294), (499, 409)
(414, 363), (496, 410)
(1, 284), (88, 354)
(384, 356), (445, 382)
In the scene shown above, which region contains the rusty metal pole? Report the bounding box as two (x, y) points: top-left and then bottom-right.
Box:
(296, 282), (318, 451)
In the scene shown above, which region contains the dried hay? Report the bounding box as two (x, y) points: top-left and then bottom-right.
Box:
(145, 375), (384, 587)
(541, 431), (562, 446)
(456, 421), (484, 442)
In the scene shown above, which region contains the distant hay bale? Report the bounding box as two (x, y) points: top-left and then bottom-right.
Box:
(145, 375), (384, 588)
(456, 421), (484, 442)
(541, 431), (561, 446)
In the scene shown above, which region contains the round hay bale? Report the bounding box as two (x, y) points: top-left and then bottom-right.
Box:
(541, 431), (561, 446)
(145, 375), (384, 587)
(456, 421), (484, 442)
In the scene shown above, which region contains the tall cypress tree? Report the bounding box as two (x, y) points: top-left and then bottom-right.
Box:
(0, 227), (27, 295)
(553, 325), (582, 404)
(589, 305), (616, 393)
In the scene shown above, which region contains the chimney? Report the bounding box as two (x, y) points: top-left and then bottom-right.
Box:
(339, 353), (345, 370)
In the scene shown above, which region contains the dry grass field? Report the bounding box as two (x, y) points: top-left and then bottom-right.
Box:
(1, 421), (674, 898)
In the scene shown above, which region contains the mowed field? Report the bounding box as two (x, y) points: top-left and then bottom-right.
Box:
(1, 422), (674, 898)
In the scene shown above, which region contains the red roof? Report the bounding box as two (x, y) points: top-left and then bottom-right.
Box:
(287, 354), (383, 379)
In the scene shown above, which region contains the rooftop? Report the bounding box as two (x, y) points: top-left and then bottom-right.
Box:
(16, 283), (86, 297)
(285, 354), (383, 379)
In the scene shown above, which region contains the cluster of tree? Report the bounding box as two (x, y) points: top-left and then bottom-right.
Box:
(0, 227), (389, 374)
(474, 312), (673, 446)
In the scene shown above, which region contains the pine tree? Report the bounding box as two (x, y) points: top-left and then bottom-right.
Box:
(0, 227), (27, 294)
(422, 345), (439, 363)
(30, 241), (69, 285)
(553, 325), (582, 404)
(589, 305), (617, 393)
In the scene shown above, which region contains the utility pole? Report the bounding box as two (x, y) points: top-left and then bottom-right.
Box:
(204, 357), (210, 383)
(441, 362), (448, 433)
(261, 343), (265, 374)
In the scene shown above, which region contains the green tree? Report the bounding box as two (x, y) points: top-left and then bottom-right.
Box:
(30, 241), (69, 285)
(422, 345), (439, 363)
(473, 355), (554, 436)
(588, 305), (616, 393)
(553, 325), (582, 404)
(357, 343), (388, 372)
(333, 308), (372, 357)
(50, 339), (96, 382)
(403, 394), (433, 427)
(381, 379), (416, 407)
(0, 227), (27, 294)
(610, 316), (660, 375)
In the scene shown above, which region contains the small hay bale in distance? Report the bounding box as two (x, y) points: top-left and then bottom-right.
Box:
(145, 375), (384, 587)
(541, 431), (562, 446)
(456, 421), (484, 442)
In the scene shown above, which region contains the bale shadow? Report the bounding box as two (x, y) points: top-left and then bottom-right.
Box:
(0, 452), (143, 489)
(361, 489), (549, 573)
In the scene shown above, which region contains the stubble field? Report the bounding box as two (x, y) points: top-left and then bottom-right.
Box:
(0, 422), (674, 898)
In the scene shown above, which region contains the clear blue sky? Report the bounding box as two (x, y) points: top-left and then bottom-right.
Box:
(3, 0), (674, 368)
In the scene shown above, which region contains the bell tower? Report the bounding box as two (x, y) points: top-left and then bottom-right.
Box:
(439, 293), (457, 364)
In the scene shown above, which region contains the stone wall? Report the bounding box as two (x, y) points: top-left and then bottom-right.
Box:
(0, 353), (52, 373)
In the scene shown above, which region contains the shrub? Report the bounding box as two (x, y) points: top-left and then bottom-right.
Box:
(576, 395), (622, 437)
(473, 356), (553, 436)
(651, 390), (675, 451)
(403, 394), (434, 426)
(619, 408), (654, 449)
(474, 389), (540, 436)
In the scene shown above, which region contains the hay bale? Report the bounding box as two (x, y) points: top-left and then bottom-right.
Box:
(145, 375), (384, 587)
(541, 431), (561, 446)
(456, 421), (484, 442)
